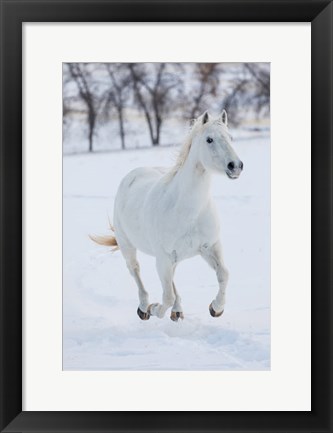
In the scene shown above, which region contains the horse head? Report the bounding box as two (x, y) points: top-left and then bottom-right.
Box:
(194, 111), (243, 179)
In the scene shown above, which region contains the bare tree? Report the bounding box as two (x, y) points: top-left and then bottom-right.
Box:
(103, 64), (131, 150)
(128, 63), (183, 146)
(244, 63), (270, 115)
(221, 75), (249, 125)
(187, 63), (222, 119)
(62, 64), (77, 141)
(62, 62), (270, 154)
(221, 63), (270, 125)
(66, 63), (101, 152)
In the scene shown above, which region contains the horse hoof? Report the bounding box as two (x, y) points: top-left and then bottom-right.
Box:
(137, 307), (150, 321)
(147, 303), (159, 316)
(170, 311), (184, 322)
(209, 303), (224, 317)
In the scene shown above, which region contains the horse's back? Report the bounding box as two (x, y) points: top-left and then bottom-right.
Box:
(113, 167), (166, 254)
(116, 167), (166, 206)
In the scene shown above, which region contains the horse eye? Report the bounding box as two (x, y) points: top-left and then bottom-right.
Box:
(206, 137), (213, 144)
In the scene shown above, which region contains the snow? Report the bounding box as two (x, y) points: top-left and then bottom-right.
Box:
(63, 130), (270, 370)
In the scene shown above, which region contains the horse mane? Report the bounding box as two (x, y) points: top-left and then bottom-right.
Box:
(164, 116), (204, 181)
(164, 114), (226, 181)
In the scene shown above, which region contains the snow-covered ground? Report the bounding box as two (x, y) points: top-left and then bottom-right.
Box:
(63, 130), (270, 370)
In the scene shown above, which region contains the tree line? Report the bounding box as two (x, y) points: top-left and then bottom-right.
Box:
(63, 62), (270, 152)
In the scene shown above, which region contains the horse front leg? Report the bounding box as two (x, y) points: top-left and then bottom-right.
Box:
(149, 255), (182, 320)
(200, 241), (229, 317)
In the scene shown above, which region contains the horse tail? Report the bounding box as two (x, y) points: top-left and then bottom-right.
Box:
(89, 223), (119, 252)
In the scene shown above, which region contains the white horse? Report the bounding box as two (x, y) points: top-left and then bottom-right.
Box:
(91, 111), (243, 321)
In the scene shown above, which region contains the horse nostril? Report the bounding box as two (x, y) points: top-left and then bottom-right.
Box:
(239, 161), (244, 170)
(227, 162), (235, 171)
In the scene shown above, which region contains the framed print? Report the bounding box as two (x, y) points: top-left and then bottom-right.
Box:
(0, 1), (332, 432)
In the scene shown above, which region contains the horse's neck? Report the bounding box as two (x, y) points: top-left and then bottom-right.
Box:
(173, 146), (212, 210)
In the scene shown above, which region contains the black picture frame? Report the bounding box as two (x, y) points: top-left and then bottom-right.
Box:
(1, 1), (332, 432)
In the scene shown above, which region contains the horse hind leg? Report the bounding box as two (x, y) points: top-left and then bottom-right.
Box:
(132, 263), (151, 321)
(170, 282), (184, 321)
(148, 255), (176, 319)
(119, 243), (151, 320)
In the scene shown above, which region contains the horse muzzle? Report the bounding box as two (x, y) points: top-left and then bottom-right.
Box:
(226, 170), (241, 179)
(226, 160), (243, 179)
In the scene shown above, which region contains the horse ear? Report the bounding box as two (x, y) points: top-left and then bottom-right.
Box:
(221, 109), (228, 126)
(202, 111), (209, 124)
